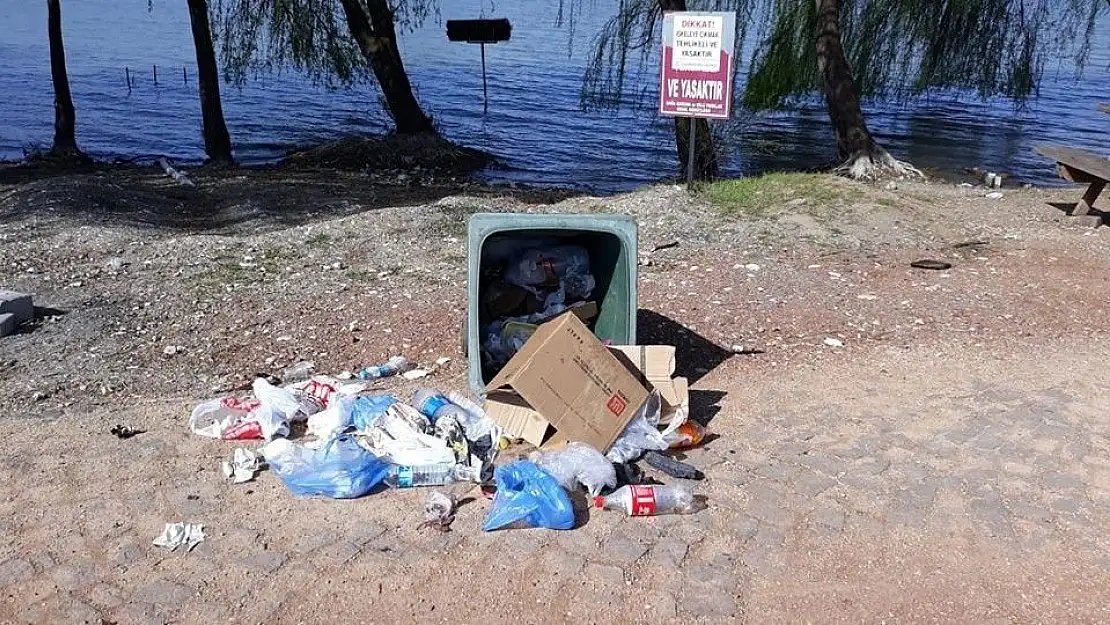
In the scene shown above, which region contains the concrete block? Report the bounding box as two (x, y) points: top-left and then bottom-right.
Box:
(0, 291), (33, 325)
(0, 313), (15, 338)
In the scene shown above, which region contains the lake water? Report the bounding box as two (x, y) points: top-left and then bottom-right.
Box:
(1, 0), (1108, 191)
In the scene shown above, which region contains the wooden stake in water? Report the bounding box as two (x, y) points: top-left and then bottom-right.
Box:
(480, 43), (489, 114)
(125, 66), (132, 92)
(183, 66), (187, 86)
(153, 65), (158, 86)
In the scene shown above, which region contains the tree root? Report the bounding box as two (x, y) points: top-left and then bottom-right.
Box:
(834, 146), (924, 181)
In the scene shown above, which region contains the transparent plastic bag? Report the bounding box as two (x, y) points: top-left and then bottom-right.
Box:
(606, 391), (669, 463)
(482, 461), (575, 531)
(532, 442), (617, 496)
(350, 395), (398, 431)
(262, 436), (391, 499)
(503, 246), (592, 289)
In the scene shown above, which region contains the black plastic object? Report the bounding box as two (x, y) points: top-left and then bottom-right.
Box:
(644, 451), (704, 480)
(910, 259), (953, 270)
(446, 18), (512, 43)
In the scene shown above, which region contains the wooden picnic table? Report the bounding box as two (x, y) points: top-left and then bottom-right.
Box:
(1035, 146), (1110, 216)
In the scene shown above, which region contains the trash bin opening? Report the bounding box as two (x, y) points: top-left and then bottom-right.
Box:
(476, 228), (631, 384)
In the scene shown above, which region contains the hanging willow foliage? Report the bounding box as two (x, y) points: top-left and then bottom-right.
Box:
(210, 0), (438, 86)
(577, 0), (1107, 113)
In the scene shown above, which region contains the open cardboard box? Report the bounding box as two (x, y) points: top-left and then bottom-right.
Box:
(483, 312), (689, 450)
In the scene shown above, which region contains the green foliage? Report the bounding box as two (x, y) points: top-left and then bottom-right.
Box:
(210, 0), (439, 86)
(579, 0), (1108, 113)
(745, 0), (1108, 108)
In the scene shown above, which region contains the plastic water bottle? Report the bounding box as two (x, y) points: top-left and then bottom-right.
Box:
(445, 391), (493, 440)
(410, 388), (469, 424)
(385, 463), (481, 488)
(594, 484), (696, 516)
(358, 356), (409, 381)
(664, 421), (708, 449)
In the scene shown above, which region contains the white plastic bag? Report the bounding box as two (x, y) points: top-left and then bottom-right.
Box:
(307, 395), (356, 440)
(532, 442), (616, 496)
(606, 391), (670, 463)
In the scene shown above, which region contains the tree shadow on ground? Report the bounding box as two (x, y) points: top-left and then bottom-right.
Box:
(0, 164), (582, 235)
(636, 309), (730, 426)
(636, 309), (733, 384)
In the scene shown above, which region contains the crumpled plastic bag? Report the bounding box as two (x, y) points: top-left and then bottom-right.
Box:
(532, 442), (617, 496)
(153, 522), (205, 552)
(482, 461), (575, 531)
(350, 394), (398, 431)
(222, 448), (262, 484)
(606, 391), (673, 463)
(262, 436), (391, 499)
(307, 395), (356, 440)
(189, 378), (319, 441)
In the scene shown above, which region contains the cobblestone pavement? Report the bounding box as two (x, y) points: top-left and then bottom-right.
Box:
(1, 336), (1109, 624)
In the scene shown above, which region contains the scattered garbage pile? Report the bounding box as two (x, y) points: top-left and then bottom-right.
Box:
(479, 240), (600, 374)
(188, 311), (710, 531)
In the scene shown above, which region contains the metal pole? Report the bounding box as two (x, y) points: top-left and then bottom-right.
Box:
(480, 43), (489, 114)
(686, 116), (697, 191)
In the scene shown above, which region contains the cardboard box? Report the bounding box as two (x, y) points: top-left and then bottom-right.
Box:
(608, 345), (689, 425)
(484, 312), (649, 451)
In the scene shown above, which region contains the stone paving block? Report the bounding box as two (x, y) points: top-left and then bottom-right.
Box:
(791, 470), (837, 498)
(599, 532), (650, 567)
(0, 313), (14, 338)
(0, 290), (32, 325)
(0, 557), (33, 587)
(649, 537), (689, 569)
(239, 550), (287, 575)
(734, 515), (760, 541)
(132, 579), (195, 608)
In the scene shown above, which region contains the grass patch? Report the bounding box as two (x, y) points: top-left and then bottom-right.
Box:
(344, 268), (377, 283)
(703, 173), (855, 217)
(306, 232), (332, 247)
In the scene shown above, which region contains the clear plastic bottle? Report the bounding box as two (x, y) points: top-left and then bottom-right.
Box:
(410, 388), (469, 425)
(445, 391), (493, 440)
(358, 356), (409, 381)
(385, 463), (481, 488)
(594, 484), (696, 516)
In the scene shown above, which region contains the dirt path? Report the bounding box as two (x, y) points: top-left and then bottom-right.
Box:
(1, 169), (1109, 623)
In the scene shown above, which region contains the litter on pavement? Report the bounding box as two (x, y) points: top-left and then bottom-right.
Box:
(187, 309), (712, 533)
(153, 522), (206, 552)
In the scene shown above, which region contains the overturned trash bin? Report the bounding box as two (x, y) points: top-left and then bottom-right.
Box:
(466, 213), (638, 395)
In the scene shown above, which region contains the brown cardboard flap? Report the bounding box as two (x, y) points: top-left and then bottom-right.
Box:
(608, 346), (689, 421)
(483, 313), (649, 451)
(484, 391), (551, 447)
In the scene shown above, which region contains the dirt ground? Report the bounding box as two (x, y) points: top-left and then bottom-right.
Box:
(2, 165), (1110, 624)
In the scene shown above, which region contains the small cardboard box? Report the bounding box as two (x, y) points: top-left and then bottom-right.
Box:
(484, 312), (649, 451)
(607, 345), (689, 425)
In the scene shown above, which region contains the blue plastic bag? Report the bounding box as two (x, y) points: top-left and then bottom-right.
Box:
(350, 395), (398, 431)
(482, 461), (575, 531)
(263, 436), (391, 499)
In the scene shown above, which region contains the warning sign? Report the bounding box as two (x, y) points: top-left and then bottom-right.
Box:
(659, 11), (735, 119)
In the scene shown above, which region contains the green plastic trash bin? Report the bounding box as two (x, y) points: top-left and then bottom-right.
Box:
(467, 213), (638, 396)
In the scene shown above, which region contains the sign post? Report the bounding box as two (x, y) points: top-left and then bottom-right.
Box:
(659, 11), (736, 190)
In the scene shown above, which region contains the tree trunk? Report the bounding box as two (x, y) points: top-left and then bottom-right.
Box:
(660, 0), (718, 181)
(47, 0), (79, 156)
(814, 0), (875, 160)
(187, 0), (233, 163)
(339, 0), (434, 134)
(814, 0), (918, 178)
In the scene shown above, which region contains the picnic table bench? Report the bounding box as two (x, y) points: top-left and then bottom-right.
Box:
(1035, 145), (1110, 216)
